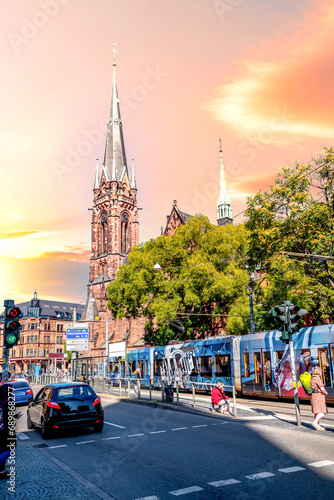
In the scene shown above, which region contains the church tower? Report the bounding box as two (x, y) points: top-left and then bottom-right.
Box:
(88, 52), (139, 314)
(217, 137), (233, 226)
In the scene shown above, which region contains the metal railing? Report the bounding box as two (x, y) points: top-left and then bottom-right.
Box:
(29, 375), (237, 418)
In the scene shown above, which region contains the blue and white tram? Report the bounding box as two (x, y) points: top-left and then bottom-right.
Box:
(125, 324), (334, 401)
(238, 324), (334, 400)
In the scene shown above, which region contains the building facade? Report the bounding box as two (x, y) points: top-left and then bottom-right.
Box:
(0, 292), (84, 375)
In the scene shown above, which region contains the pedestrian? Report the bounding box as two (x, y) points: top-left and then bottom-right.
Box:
(0, 383), (22, 479)
(211, 382), (230, 413)
(310, 366), (328, 431)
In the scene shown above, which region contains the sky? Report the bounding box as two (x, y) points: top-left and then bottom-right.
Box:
(1, 0), (333, 307)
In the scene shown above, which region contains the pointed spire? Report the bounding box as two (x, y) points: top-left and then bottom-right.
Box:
(94, 159), (100, 189)
(217, 137), (233, 225)
(130, 158), (137, 189)
(103, 44), (128, 183)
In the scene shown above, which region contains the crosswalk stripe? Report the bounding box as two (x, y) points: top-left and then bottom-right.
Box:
(246, 472), (275, 480)
(104, 421), (126, 429)
(209, 479), (241, 487)
(279, 467), (305, 473)
(17, 433), (30, 440)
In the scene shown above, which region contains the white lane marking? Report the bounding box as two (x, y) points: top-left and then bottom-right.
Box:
(241, 416), (276, 420)
(170, 486), (204, 496)
(279, 467), (306, 473)
(308, 460), (334, 468)
(128, 433), (145, 437)
(76, 440), (96, 445)
(102, 436), (121, 440)
(246, 472), (275, 480)
(220, 422), (229, 425)
(17, 433), (29, 440)
(104, 421), (126, 429)
(209, 479), (241, 487)
(48, 445), (68, 449)
(150, 430), (166, 434)
(135, 497), (160, 500)
(171, 427), (187, 431)
(192, 425), (207, 428)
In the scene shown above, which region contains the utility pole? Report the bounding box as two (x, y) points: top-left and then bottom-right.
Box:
(284, 300), (301, 427)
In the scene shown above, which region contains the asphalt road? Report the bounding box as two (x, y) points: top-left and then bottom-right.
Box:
(16, 390), (334, 500)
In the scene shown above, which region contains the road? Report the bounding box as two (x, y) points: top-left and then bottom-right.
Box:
(15, 388), (334, 500)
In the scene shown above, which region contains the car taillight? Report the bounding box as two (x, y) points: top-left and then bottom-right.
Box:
(47, 401), (61, 409)
(93, 397), (100, 406)
(27, 389), (33, 394)
(11, 379), (17, 382)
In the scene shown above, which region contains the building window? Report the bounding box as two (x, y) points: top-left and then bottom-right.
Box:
(57, 324), (63, 332)
(31, 323), (35, 330)
(121, 221), (128, 252)
(27, 336), (30, 344)
(27, 323), (31, 331)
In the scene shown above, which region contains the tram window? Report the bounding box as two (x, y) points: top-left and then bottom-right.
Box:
(300, 350), (312, 374)
(154, 359), (163, 376)
(276, 351), (284, 361)
(131, 361), (136, 374)
(318, 348), (330, 387)
(214, 355), (230, 377)
(254, 353), (262, 384)
(263, 352), (271, 384)
(200, 356), (212, 378)
(144, 360), (148, 376)
(140, 360), (143, 374)
(244, 353), (250, 377)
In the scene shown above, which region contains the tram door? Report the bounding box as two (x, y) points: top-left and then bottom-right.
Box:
(253, 350), (271, 393)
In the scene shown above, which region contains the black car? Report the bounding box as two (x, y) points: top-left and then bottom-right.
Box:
(27, 382), (104, 439)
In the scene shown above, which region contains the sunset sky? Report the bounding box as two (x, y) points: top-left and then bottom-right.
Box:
(1, 0), (333, 306)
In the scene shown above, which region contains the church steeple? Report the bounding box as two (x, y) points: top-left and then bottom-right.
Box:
(217, 137), (233, 226)
(103, 44), (128, 183)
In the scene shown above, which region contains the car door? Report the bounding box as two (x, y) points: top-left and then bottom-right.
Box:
(31, 387), (51, 425)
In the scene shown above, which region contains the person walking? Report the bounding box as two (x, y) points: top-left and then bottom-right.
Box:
(211, 382), (230, 413)
(310, 366), (328, 431)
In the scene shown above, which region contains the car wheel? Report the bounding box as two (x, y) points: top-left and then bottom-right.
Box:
(27, 412), (34, 429)
(93, 420), (104, 433)
(41, 419), (51, 439)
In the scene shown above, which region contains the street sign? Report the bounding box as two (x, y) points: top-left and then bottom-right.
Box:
(66, 323), (89, 351)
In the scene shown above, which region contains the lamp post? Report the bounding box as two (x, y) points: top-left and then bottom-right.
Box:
(248, 272), (256, 335)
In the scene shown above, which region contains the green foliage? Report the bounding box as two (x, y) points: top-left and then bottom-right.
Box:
(245, 147), (334, 326)
(107, 215), (252, 345)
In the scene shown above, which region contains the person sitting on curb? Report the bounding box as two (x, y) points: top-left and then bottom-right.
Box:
(211, 382), (230, 413)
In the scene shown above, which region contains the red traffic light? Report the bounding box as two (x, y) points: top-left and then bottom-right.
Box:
(7, 307), (21, 319)
(6, 320), (21, 331)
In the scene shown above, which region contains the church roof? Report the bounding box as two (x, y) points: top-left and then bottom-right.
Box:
(81, 287), (100, 322)
(103, 60), (129, 183)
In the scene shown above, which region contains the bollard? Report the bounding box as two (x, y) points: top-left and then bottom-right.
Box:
(192, 383), (196, 409)
(176, 382), (179, 405)
(232, 386), (237, 418)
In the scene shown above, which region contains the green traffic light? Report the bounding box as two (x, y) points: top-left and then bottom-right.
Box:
(5, 333), (17, 345)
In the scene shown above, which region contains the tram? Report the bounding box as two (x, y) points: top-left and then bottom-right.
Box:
(125, 323), (334, 401)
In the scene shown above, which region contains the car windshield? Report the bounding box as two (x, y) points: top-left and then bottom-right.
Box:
(55, 385), (95, 400)
(12, 381), (30, 389)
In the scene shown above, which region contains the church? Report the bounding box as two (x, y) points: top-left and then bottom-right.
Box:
(80, 56), (233, 370)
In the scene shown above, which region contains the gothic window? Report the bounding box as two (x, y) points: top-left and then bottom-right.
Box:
(101, 212), (108, 254)
(121, 212), (129, 253)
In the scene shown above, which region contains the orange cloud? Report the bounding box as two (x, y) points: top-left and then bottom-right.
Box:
(0, 231), (41, 239)
(204, 1), (334, 144)
(37, 243), (90, 263)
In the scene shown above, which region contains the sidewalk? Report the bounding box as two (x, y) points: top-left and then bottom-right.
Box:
(1, 443), (115, 500)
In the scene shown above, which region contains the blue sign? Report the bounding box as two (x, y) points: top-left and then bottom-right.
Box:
(67, 334), (89, 339)
(66, 328), (89, 334)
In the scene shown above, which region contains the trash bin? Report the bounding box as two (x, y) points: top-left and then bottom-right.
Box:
(165, 385), (174, 403)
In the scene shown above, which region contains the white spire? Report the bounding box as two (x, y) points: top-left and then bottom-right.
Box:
(130, 158), (137, 189)
(94, 159), (100, 189)
(217, 137), (233, 223)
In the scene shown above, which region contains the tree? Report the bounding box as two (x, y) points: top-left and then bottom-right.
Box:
(245, 147), (334, 325)
(107, 215), (252, 345)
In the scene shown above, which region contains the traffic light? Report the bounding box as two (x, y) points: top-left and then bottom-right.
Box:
(270, 305), (287, 324)
(289, 305), (308, 331)
(279, 330), (290, 344)
(3, 300), (22, 348)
